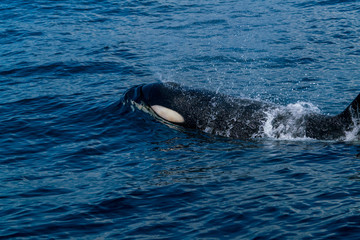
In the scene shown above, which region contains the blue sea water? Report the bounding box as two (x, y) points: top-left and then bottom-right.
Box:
(1, 0), (360, 239)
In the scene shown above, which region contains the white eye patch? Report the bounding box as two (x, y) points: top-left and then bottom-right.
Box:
(151, 105), (185, 123)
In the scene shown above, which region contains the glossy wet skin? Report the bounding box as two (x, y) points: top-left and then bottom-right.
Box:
(124, 82), (360, 140)
(138, 82), (274, 139)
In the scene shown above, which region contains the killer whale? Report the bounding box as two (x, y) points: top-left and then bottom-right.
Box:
(123, 82), (360, 140)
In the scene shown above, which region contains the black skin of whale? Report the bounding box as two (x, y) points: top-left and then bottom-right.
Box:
(124, 82), (360, 140)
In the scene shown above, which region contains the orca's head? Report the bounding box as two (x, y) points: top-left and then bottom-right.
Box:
(124, 82), (218, 129)
(140, 82), (187, 125)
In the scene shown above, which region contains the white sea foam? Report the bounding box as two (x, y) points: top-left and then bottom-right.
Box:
(344, 125), (360, 142)
(344, 111), (360, 142)
(262, 102), (320, 141)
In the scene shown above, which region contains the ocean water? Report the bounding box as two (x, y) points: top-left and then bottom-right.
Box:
(1, 0), (360, 239)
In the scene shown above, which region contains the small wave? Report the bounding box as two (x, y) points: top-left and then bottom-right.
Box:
(0, 29), (43, 45)
(295, 0), (357, 8)
(161, 19), (228, 30)
(263, 57), (317, 69)
(0, 61), (148, 78)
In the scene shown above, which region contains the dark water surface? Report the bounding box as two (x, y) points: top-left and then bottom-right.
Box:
(1, 0), (360, 239)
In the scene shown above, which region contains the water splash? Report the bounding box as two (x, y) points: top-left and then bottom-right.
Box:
(344, 108), (360, 142)
(262, 102), (321, 140)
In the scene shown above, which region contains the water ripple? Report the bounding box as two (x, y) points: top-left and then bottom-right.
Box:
(1, 0), (360, 239)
